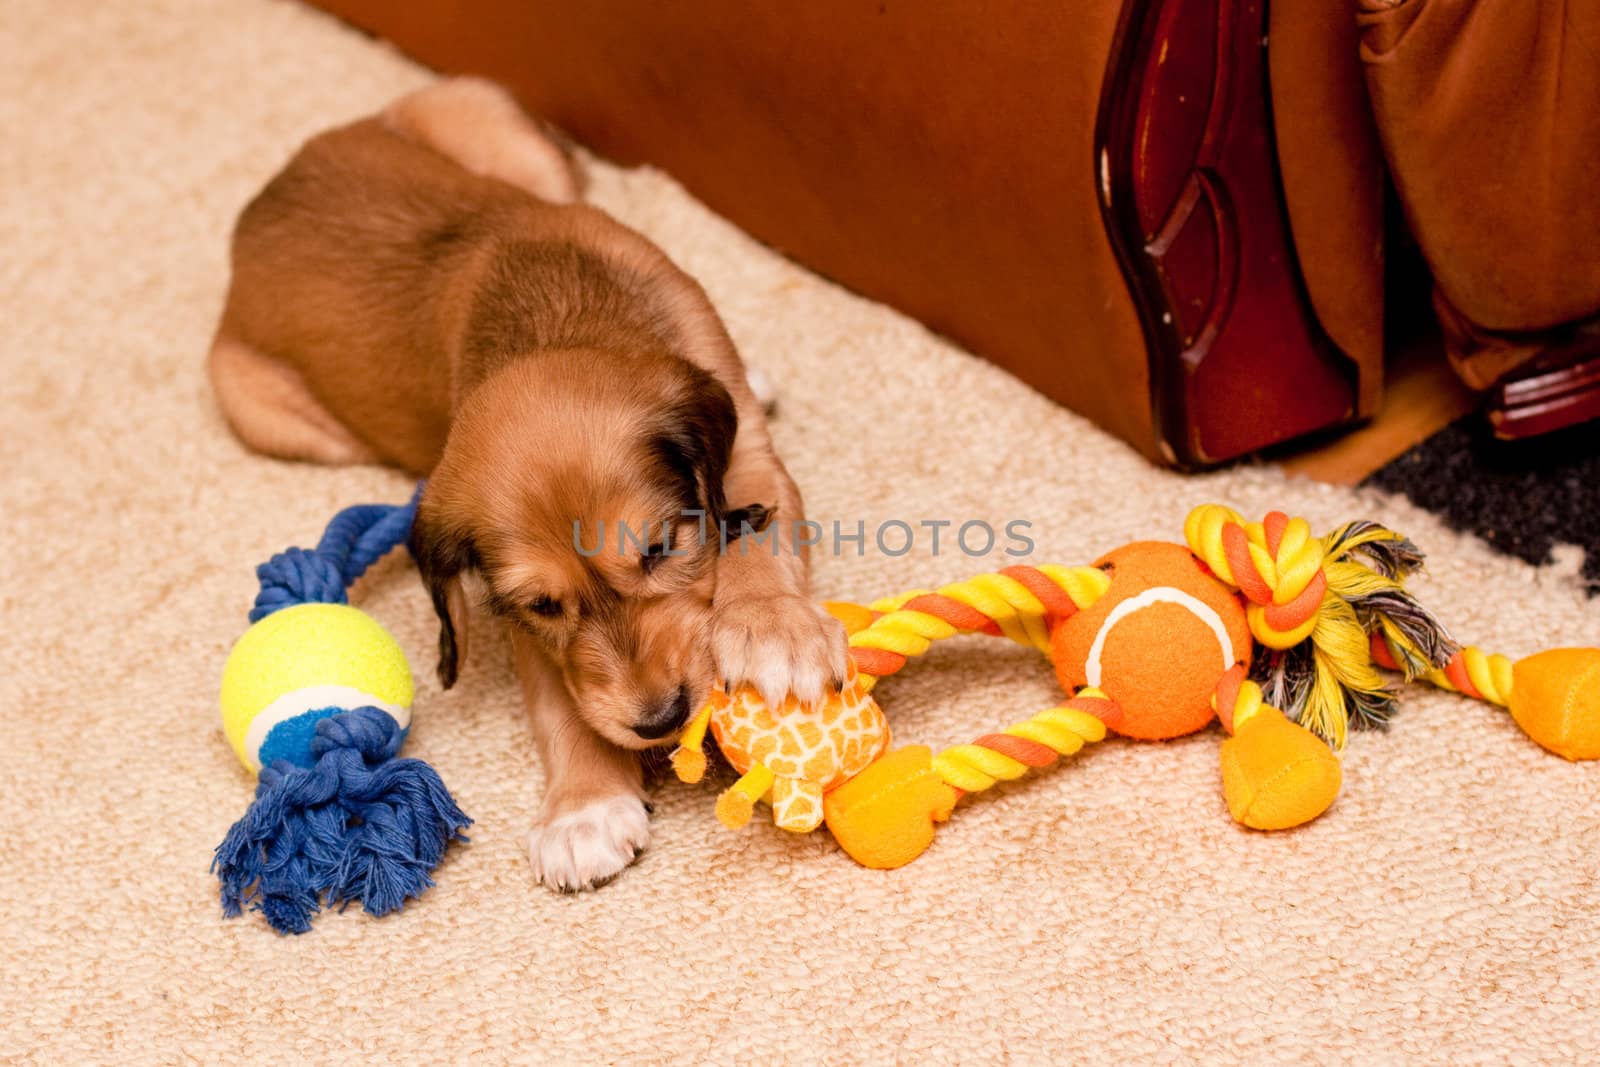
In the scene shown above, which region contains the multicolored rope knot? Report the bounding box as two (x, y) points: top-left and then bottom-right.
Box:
(1184, 504), (1478, 749)
(1184, 505), (1327, 650)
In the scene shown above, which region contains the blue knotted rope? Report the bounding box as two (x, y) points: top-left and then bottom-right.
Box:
(214, 483), (471, 935)
(249, 486), (422, 622)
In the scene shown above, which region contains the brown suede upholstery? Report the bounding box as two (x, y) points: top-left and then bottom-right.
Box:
(1358, 0), (1600, 389)
(1270, 0), (1388, 414)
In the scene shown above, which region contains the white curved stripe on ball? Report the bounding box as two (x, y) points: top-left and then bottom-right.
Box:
(1085, 586), (1235, 688)
(242, 684), (412, 772)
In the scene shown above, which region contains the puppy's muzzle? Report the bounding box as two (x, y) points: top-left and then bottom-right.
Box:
(633, 686), (692, 741)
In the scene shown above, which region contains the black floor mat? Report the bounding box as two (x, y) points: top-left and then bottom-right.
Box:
(1363, 416), (1600, 594)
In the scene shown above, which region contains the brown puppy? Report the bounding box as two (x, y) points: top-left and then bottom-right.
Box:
(208, 79), (847, 890)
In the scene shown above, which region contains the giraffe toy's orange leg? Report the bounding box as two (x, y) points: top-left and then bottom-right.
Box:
(716, 764), (775, 829)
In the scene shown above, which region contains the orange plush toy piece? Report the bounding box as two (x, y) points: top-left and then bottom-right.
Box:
(1507, 649), (1600, 760)
(672, 504), (1600, 870)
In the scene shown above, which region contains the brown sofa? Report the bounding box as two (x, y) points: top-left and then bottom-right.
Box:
(309, 0), (1599, 463)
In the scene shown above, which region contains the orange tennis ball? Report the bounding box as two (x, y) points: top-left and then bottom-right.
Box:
(1051, 541), (1251, 740)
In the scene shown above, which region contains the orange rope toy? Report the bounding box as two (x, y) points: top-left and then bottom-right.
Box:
(671, 505), (1600, 869)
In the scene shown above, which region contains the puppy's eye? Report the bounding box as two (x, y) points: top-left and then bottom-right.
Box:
(641, 543), (668, 574)
(528, 596), (563, 618)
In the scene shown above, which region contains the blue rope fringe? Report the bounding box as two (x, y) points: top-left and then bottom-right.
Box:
(213, 707), (470, 935)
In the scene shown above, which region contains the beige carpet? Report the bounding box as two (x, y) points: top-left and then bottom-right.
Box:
(5, 1), (1599, 1062)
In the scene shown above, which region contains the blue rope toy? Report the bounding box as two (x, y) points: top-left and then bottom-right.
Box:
(211, 488), (470, 934)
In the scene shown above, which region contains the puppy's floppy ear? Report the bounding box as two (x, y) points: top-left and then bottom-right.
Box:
(409, 490), (477, 689)
(651, 364), (739, 522)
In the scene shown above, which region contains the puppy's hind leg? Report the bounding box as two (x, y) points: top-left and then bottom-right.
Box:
(207, 334), (377, 466)
(383, 77), (581, 204)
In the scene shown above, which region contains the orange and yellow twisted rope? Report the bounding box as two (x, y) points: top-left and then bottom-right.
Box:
(932, 693), (1116, 794)
(1371, 635), (1515, 707)
(839, 563), (1111, 685)
(828, 563), (1115, 799)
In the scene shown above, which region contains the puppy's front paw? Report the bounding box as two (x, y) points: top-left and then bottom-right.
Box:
(712, 593), (849, 709)
(527, 794), (650, 892)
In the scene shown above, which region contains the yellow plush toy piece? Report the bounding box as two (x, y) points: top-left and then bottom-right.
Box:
(822, 746), (958, 869)
(1219, 702), (1343, 830)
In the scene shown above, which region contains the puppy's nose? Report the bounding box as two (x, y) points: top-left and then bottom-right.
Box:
(633, 686), (692, 740)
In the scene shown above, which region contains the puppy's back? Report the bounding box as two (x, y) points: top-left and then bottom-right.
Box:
(215, 80), (755, 472)
(220, 117), (541, 460)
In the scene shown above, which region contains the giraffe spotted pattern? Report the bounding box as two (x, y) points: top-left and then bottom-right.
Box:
(707, 672), (890, 831)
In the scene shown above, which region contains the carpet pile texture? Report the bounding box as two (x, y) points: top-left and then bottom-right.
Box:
(3, 2), (1597, 1062)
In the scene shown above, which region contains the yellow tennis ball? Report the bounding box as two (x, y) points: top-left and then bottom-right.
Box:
(219, 602), (414, 773)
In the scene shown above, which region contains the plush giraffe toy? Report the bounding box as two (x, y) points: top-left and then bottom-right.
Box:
(672, 504), (1600, 868)
(671, 671), (889, 832)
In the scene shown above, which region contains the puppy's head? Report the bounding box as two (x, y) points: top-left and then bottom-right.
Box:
(411, 351), (742, 749)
